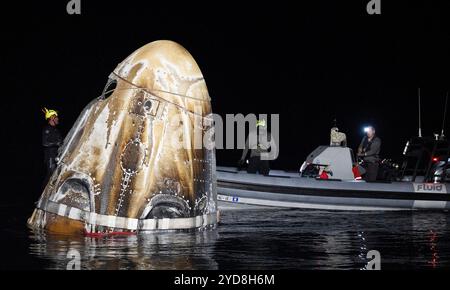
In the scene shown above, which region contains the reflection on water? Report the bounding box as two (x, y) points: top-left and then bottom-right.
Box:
(28, 229), (219, 270)
(2, 206), (450, 270)
(428, 230), (438, 268)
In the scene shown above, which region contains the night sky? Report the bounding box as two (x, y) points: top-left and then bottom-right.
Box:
(1, 0), (449, 201)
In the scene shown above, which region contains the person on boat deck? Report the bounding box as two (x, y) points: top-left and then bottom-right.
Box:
(357, 126), (381, 182)
(238, 119), (273, 175)
(42, 107), (63, 184)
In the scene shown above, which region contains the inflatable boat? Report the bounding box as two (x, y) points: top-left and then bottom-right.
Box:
(217, 142), (450, 211)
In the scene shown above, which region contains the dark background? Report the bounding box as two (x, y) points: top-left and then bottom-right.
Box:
(1, 0), (449, 203)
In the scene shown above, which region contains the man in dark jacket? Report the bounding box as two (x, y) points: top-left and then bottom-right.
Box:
(238, 119), (275, 175)
(42, 108), (63, 183)
(357, 126), (381, 182)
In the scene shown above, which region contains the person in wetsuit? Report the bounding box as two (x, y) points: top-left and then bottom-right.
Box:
(357, 126), (381, 182)
(238, 119), (274, 175)
(42, 108), (63, 183)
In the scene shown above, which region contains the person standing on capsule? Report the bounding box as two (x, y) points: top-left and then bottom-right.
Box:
(42, 108), (63, 183)
(357, 125), (381, 182)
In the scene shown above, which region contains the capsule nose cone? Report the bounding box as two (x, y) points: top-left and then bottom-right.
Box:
(113, 40), (211, 108)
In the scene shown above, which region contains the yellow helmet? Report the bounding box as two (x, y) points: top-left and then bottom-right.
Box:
(42, 107), (58, 120)
(256, 119), (266, 127)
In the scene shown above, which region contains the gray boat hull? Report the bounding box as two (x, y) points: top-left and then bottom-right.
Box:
(217, 167), (450, 211)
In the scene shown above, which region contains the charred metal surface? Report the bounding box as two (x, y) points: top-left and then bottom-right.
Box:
(28, 40), (217, 234)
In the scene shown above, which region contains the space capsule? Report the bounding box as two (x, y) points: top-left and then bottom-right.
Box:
(28, 40), (218, 234)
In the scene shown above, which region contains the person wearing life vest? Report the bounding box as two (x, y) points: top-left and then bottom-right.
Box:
(42, 108), (63, 183)
(357, 126), (381, 182)
(238, 119), (273, 175)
